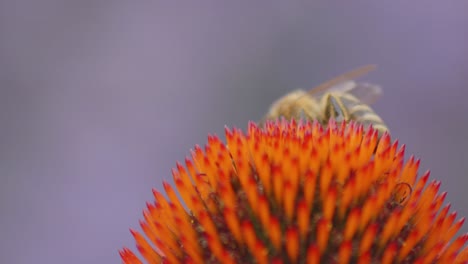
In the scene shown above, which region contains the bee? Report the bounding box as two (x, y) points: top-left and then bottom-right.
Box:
(262, 65), (388, 137)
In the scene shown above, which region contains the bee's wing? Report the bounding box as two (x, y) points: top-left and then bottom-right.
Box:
(307, 64), (376, 96)
(329, 81), (383, 105)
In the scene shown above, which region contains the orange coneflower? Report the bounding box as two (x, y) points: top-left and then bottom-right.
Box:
(120, 119), (468, 264)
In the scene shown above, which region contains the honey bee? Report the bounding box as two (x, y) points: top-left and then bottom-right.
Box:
(262, 65), (388, 137)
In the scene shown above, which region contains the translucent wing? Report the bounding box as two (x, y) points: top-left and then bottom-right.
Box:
(307, 64), (382, 104)
(308, 64), (376, 94)
(331, 81), (383, 105)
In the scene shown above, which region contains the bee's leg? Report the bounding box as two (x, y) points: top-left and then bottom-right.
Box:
(323, 94), (349, 124)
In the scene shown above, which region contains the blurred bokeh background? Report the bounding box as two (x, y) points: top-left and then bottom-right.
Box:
(1, 2), (467, 263)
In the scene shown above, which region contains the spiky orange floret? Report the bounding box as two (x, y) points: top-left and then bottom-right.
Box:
(120, 119), (468, 263)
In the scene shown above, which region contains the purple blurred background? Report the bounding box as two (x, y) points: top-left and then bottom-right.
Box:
(1, 2), (467, 263)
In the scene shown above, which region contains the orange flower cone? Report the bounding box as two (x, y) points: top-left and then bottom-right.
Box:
(120, 119), (468, 263)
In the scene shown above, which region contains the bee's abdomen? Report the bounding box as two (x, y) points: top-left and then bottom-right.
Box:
(339, 93), (389, 136)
